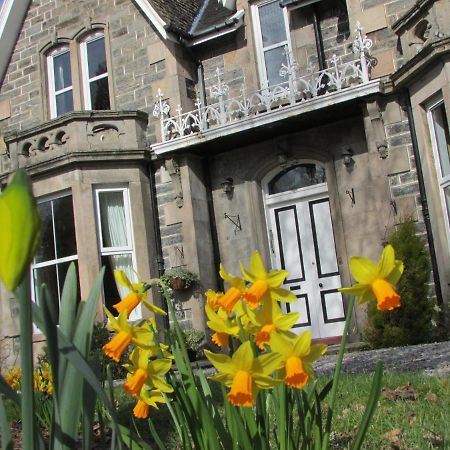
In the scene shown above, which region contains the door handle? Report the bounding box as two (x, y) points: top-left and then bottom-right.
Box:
(319, 283), (323, 288)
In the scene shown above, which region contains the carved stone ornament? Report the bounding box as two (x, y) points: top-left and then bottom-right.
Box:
(366, 100), (388, 159)
(165, 158), (183, 208)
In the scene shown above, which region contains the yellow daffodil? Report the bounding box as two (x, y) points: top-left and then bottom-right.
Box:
(240, 251), (296, 309)
(205, 341), (283, 407)
(114, 270), (167, 317)
(102, 309), (155, 362)
(0, 170), (41, 292)
(245, 298), (298, 350)
(270, 332), (326, 389)
(133, 388), (166, 419)
(218, 264), (247, 313)
(123, 348), (173, 398)
(339, 244), (404, 311)
(205, 289), (224, 311)
(205, 304), (240, 348)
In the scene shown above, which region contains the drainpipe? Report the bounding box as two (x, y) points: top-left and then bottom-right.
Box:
(405, 92), (444, 307)
(197, 61), (207, 108)
(148, 160), (169, 329)
(312, 5), (326, 70)
(202, 157), (224, 291)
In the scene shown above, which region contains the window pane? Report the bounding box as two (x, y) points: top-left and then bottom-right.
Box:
(264, 46), (288, 86)
(35, 201), (55, 263)
(99, 191), (129, 248)
(259, 1), (286, 47)
(53, 51), (72, 91)
(268, 164), (327, 194)
(53, 196), (77, 258)
(87, 37), (107, 78)
(55, 91), (74, 116)
(89, 78), (110, 110)
(33, 265), (59, 315)
(432, 104), (450, 177)
(101, 254), (133, 316)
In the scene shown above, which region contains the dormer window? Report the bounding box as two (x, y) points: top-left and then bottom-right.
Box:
(47, 46), (74, 118)
(80, 32), (110, 110)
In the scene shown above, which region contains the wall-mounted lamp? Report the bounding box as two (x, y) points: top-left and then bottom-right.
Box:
(221, 177), (234, 195)
(342, 149), (355, 167)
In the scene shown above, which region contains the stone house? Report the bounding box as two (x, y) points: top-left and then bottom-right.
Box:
(0, 0), (448, 368)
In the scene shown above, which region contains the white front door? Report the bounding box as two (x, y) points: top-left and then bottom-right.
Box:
(266, 183), (345, 340)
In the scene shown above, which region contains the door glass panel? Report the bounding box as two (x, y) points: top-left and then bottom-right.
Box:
(444, 184), (450, 221)
(431, 103), (450, 177)
(264, 46), (287, 86)
(259, 1), (286, 46)
(268, 164), (326, 194)
(53, 51), (72, 90)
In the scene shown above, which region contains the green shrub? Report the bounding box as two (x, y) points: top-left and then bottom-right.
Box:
(364, 220), (433, 348)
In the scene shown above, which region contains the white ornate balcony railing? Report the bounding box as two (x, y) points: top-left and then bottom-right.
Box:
(153, 23), (373, 143)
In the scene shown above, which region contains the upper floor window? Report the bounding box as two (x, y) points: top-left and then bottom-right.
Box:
(427, 98), (450, 242)
(80, 33), (111, 110)
(45, 30), (112, 119)
(47, 46), (74, 118)
(31, 193), (79, 318)
(252, 0), (291, 87)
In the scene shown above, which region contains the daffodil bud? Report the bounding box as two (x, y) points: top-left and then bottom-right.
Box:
(0, 170), (41, 292)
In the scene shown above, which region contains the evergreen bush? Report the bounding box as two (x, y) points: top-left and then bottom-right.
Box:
(364, 220), (433, 348)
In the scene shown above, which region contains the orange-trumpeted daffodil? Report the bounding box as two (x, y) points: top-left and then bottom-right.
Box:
(245, 298), (299, 350)
(113, 270), (167, 317)
(123, 348), (173, 398)
(205, 304), (240, 348)
(102, 309), (156, 362)
(218, 264), (247, 313)
(205, 289), (224, 311)
(205, 341), (283, 407)
(270, 332), (326, 389)
(240, 251), (297, 309)
(339, 244), (404, 311)
(133, 388), (166, 419)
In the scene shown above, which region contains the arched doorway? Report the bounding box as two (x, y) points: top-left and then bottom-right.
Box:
(263, 163), (345, 340)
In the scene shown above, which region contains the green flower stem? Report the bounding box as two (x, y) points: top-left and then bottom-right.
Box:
(322, 295), (355, 450)
(16, 276), (36, 450)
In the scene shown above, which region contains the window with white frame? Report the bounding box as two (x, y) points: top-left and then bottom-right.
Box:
(31, 193), (79, 317)
(252, 0), (292, 87)
(95, 187), (140, 320)
(428, 98), (450, 245)
(47, 46), (74, 118)
(80, 32), (111, 110)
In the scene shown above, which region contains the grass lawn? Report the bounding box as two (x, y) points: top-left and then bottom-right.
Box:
(5, 371), (449, 448)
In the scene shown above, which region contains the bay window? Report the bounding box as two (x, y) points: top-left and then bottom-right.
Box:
(31, 193), (79, 317)
(95, 187), (140, 320)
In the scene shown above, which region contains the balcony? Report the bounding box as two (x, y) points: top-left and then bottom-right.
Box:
(2, 110), (149, 176)
(152, 24), (381, 155)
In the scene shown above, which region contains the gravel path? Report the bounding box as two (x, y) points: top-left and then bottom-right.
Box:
(313, 341), (450, 376)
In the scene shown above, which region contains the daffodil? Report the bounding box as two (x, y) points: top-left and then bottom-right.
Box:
(205, 341), (283, 407)
(240, 251), (297, 309)
(339, 244), (404, 311)
(114, 270), (166, 317)
(218, 264), (247, 313)
(205, 289), (224, 311)
(102, 309), (156, 362)
(270, 332), (326, 389)
(205, 304), (240, 348)
(245, 298), (298, 350)
(0, 170), (41, 292)
(133, 388), (166, 419)
(123, 348), (173, 398)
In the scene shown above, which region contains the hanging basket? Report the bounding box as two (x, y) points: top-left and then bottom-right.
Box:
(170, 277), (187, 291)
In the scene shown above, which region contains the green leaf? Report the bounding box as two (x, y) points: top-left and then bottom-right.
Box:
(0, 394), (13, 450)
(59, 262), (78, 340)
(0, 170), (41, 292)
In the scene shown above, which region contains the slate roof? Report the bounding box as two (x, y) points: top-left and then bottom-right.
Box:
(147, 0), (236, 37)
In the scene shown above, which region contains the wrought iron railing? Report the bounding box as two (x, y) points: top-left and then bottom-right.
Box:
(153, 23), (373, 143)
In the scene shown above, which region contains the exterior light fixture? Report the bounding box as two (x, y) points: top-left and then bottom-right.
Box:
(221, 177), (234, 194)
(342, 149), (354, 167)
